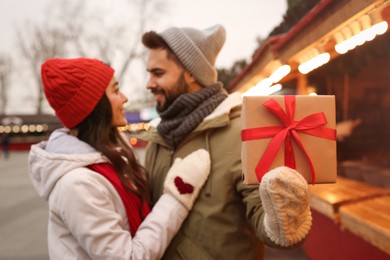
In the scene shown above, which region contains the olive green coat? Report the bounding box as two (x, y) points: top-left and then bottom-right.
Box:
(141, 93), (281, 260)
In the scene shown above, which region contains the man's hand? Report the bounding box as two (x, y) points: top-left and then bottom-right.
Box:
(259, 166), (312, 247)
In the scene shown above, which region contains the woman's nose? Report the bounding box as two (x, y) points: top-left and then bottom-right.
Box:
(121, 92), (128, 103)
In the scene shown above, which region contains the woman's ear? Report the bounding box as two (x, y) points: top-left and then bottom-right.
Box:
(69, 128), (79, 137)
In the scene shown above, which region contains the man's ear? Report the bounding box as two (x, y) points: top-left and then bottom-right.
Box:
(184, 71), (202, 93)
(184, 71), (196, 84)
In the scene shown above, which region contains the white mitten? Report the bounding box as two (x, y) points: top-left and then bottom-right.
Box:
(164, 149), (211, 210)
(259, 166), (312, 247)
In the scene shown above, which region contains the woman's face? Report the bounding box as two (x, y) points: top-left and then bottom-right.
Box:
(105, 77), (128, 127)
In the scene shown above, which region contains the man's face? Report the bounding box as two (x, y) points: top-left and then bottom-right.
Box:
(146, 48), (189, 111)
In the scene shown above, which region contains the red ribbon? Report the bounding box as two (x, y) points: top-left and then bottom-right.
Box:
(241, 95), (336, 183)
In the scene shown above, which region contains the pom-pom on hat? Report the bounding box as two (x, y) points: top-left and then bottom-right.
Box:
(41, 58), (114, 129)
(159, 24), (226, 87)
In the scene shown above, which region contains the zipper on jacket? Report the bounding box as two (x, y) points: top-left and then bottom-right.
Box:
(204, 130), (212, 198)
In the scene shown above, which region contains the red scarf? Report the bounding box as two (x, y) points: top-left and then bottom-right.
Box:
(87, 163), (150, 236)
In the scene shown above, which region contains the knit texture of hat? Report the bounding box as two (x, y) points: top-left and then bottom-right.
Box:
(41, 58), (114, 129)
(159, 24), (226, 87)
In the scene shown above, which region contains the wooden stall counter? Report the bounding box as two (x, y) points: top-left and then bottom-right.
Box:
(304, 176), (390, 260)
(309, 176), (390, 222)
(340, 196), (390, 255)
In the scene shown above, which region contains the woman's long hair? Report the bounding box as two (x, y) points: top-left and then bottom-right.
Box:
(77, 94), (150, 214)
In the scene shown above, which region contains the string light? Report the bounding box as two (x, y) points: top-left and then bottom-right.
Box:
(298, 53), (330, 74)
(335, 22), (388, 54)
(243, 64), (290, 96)
(0, 124), (50, 134)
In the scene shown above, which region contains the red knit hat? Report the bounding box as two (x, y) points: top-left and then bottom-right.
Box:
(41, 58), (114, 129)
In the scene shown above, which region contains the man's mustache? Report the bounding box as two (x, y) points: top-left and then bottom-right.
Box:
(150, 88), (164, 95)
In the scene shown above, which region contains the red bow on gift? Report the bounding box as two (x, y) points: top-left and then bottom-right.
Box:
(241, 95), (336, 183)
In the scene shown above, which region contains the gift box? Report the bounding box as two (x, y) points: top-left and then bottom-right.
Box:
(241, 95), (337, 184)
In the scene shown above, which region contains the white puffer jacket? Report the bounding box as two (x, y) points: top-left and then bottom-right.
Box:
(28, 128), (188, 260)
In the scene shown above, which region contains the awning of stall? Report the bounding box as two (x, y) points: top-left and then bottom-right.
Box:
(229, 0), (390, 94)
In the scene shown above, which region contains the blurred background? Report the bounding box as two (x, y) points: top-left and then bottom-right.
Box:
(1, 0), (390, 259)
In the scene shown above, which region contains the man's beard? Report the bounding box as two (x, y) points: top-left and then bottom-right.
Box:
(154, 72), (189, 112)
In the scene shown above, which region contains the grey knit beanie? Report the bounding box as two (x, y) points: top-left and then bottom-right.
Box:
(159, 24), (226, 87)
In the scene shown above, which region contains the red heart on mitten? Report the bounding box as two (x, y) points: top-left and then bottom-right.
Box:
(174, 177), (194, 194)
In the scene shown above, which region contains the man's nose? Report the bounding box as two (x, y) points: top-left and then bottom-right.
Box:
(146, 77), (156, 89)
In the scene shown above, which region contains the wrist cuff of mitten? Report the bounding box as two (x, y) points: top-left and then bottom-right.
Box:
(264, 208), (312, 247)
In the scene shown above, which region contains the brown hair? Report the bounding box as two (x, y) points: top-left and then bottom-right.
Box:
(142, 31), (182, 66)
(76, 94), (150, 213)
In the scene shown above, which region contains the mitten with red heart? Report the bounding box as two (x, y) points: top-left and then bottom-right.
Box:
(163, 149), (211, 210)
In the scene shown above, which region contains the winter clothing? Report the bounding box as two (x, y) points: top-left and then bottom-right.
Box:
(41, 58), (114, 128)
(260, 166), (312, 247)
(164, 149), (210, 210)
(157, 83), (227, 149)
(159, 24), (226, 87)
(28, 128), (210, 260)
(141, 92), (287, 260)
(87, 163), (151, 237)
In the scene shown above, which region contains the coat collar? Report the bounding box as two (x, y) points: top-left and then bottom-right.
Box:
(141, 92), (242, 146)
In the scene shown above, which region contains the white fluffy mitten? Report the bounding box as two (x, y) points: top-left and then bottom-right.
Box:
(164, 149), (211, 210)
(259, 166), (312, 247)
